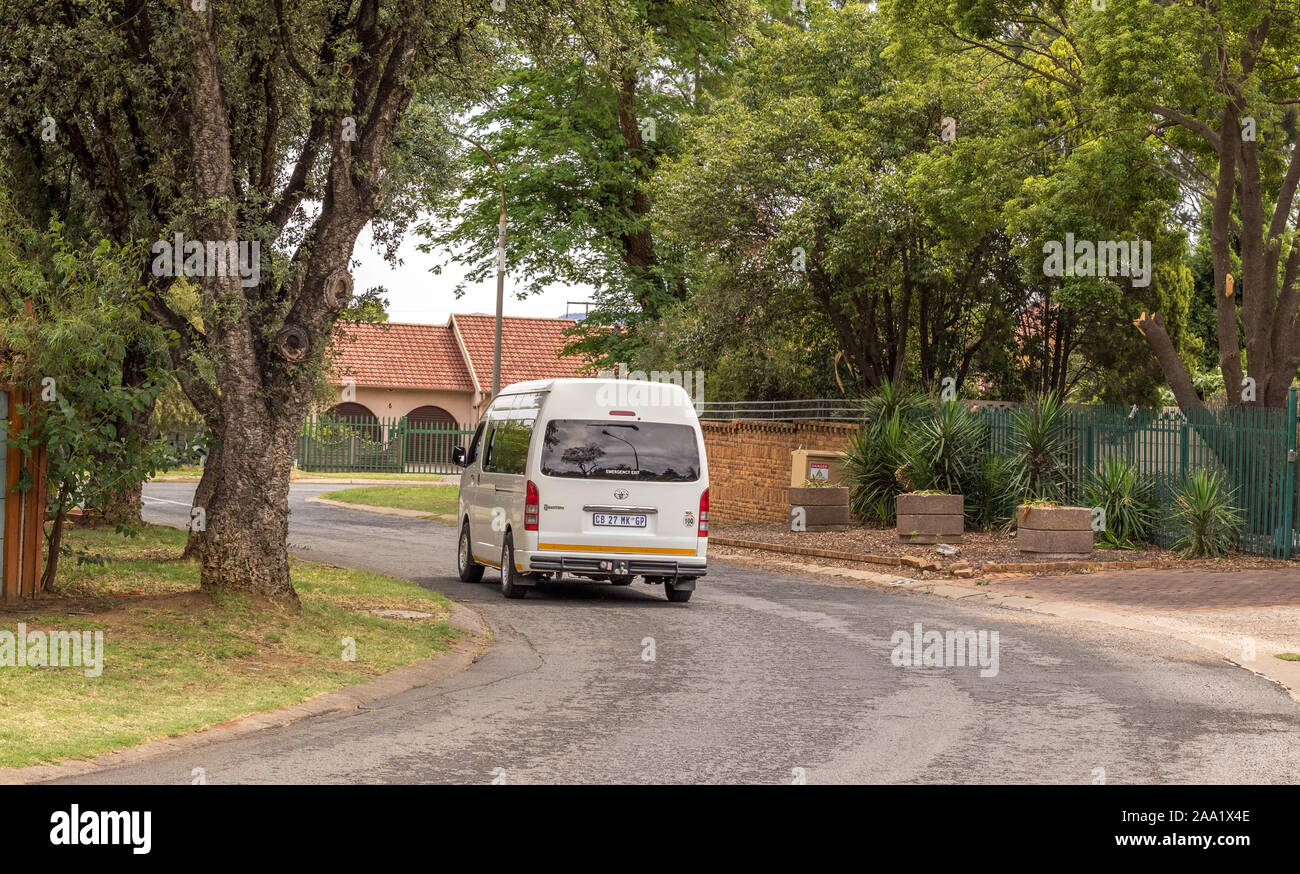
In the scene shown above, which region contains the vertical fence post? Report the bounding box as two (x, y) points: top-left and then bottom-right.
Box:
(1179, 422), (1189, 481)
(1284, 387), (1298, 560)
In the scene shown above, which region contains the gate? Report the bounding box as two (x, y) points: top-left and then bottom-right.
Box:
(402, 419), (474, 474)
(297, 415), (474, 475)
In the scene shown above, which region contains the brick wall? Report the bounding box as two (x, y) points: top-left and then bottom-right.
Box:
(701, 420), (858, 523)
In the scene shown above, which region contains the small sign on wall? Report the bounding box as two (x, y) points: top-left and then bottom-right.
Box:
(791, 448), (846, 488)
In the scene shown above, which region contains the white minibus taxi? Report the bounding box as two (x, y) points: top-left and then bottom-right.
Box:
(451, 378), (709, 602)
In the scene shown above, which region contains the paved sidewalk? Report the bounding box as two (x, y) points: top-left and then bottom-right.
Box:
(983, 567), (1300, 613)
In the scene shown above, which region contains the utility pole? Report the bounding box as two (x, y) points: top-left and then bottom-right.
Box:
(454, 133), (506, 400)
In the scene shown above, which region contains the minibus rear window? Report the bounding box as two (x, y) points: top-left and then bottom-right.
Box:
(540, 420), (701, 481)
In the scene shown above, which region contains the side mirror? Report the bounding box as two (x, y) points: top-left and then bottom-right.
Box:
(452, 445), (467, 467)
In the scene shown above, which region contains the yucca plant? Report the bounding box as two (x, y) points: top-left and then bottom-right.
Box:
(905, 401), (986, 495)
(1082, 457), (1157, 550)
(1008, 391), (1072, 503)
(1171, 470), (1244, 558)
(858, 378), (926, 432)
(841, 412), (909, 525)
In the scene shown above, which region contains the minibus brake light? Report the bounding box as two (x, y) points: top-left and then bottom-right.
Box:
(525, 480), (539, 531)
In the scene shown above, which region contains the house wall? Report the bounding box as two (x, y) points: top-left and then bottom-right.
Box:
(332, 387), (477, 426)
(701, 420), (858, 523)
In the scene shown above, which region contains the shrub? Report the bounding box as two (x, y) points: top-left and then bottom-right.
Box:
(1082, 457), (1157, 550)
(1008, 391), (1072, 502)
(1171, 470), (1244, 558)
(858, 378), (926, 431)
(841, 412), (909, 525)
(964, 453), (1016, 530)
(905, 400), (986, 495)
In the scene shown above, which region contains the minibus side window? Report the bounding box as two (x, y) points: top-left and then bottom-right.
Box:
(483, 414), (535, 476)
(480, 421), (499, 471)
(465, 421), (486, 465)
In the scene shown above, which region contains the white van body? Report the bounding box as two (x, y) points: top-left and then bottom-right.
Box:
(454, 378), (709, 602)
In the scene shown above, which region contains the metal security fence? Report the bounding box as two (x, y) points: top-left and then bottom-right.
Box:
(704, 389), (1299, 557)
(696, 398), (863, 422)
(974, 391), (1299, 558)
(296, 416), (475, 475)
(403, 418), (476, 473)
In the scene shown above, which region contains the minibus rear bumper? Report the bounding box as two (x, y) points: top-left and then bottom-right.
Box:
(525, 553), (707, 581)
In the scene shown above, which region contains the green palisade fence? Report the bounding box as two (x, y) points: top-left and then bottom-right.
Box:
(973, 388), (1299, 558)
(403, 418), (477, 473)
(296, 416), (475, 475)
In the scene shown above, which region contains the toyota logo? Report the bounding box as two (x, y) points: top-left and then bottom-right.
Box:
(614, 489), (629, 500)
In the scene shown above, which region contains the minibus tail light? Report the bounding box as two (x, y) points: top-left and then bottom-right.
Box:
(525, 480), (539, 531)
(698, 488), (709, 537)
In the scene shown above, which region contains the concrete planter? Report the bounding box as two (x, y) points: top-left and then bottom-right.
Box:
(896, 493), (964, 543)
(788, 486), (850, 532)
(1016, 505), (1093, 556)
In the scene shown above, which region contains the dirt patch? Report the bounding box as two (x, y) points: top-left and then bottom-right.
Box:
(0, 588), (211, 618)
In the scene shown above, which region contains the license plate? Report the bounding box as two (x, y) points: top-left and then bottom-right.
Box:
(593, 513), (647, 528)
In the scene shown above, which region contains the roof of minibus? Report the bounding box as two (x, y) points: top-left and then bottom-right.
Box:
(498, 378), (700, 423)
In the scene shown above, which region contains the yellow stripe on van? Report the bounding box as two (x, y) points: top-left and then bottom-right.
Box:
(538, 543), (698, 556)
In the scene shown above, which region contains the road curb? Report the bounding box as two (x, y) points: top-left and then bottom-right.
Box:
(0, 615), (491, 785)
(712, 547), (1300, 706)
(709, 534), (1164, 576)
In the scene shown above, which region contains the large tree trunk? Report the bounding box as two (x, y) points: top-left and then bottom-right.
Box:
(198, 408), (300, 604)
(183, 437), (222, 560)
(1143, 30), (1299, 412)
(613, 69), (667, 313)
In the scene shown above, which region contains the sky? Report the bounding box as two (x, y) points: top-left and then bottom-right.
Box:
(349, 220), (590, 324)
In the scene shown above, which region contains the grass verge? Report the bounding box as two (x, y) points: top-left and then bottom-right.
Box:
(151, 467), (454, 483)
(291, 470), (454, 482)
(0, 523), (458, 770)
(325, 484), (461, 517)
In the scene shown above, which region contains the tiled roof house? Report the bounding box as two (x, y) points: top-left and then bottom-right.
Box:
(327, 315), (587, 425)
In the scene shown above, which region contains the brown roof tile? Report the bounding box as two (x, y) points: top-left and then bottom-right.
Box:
(451, 314), (587, 388)
(329, 322), (475, 392)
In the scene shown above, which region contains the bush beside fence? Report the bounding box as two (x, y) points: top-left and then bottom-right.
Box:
(974, 396), (1298, 557)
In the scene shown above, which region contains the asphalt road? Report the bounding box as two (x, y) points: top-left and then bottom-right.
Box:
(54, 482), (1300, 784)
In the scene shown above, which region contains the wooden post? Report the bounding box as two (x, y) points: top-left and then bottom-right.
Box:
(20, 440), (44, 597)
(0, 384), (47, 603)
(3, 385), (24, 602)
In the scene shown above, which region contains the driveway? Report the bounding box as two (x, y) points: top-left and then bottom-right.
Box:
(53, 481), (1300, 784)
